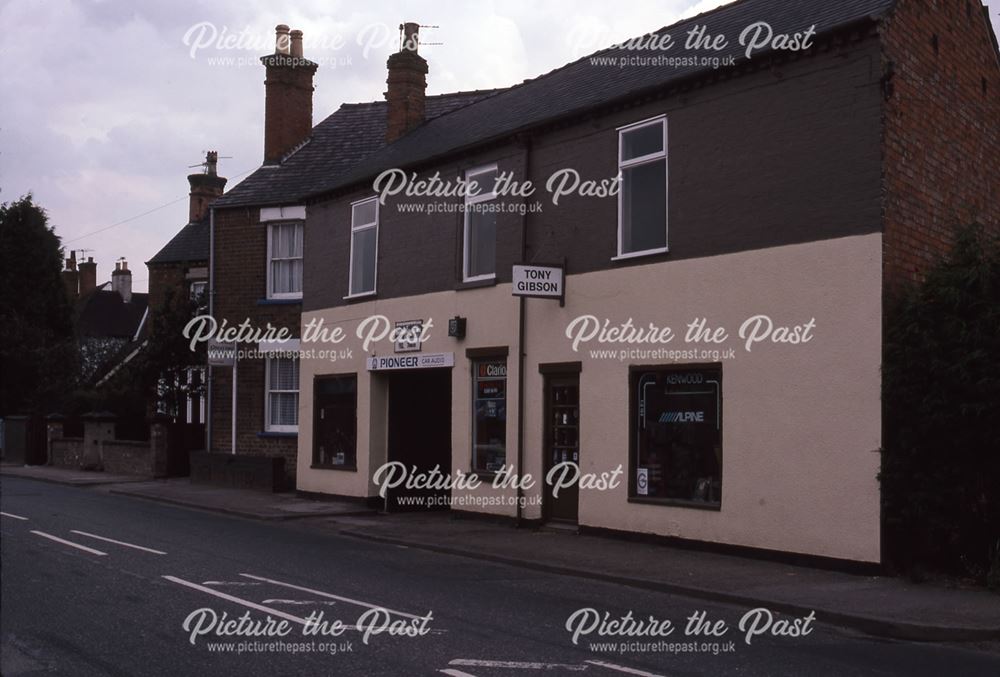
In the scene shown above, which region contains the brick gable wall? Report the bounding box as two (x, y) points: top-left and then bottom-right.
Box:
(881, 0), (1000, 292)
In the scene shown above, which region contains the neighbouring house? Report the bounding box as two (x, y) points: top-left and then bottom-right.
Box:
(145, 151), (227, 425)
(206, 24), (502, 489)
(63, 253), (148, 385)
(279, 0), (999, 566)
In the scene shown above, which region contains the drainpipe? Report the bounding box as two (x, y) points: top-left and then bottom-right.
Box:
(206, 206), (214, 452)
(515, 134), (532, 527)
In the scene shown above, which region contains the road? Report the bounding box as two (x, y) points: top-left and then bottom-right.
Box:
(2, 476), (999, 676)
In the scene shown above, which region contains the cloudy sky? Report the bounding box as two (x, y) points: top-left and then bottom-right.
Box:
(3, 0), (999, 292)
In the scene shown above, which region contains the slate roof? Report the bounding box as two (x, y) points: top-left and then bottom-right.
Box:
(212, 89), (505, 209)
(308, 0), (897, 197)
(147, 216), (209, 264)
(75, 290), (149, 339)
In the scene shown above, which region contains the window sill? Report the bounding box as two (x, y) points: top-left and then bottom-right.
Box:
(343, 291), (376, 303)
(628, 496), (720, 511)
(257, 297), (302, 305)
(455, 277), (497, 291)
(611, 247), (669, 262)
(258, 431), (298, 438)
(310, 463), (357, 472)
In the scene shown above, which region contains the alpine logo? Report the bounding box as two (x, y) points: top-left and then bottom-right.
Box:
(659, 411), (705, 423)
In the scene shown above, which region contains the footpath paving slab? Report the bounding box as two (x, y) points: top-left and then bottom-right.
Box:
(0, 464), (150, 486)
(108, 478), (376, 520)
(329, 512), (1000, 643)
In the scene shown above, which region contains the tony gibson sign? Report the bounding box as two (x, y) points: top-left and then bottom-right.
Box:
(512, 264), (564, 299)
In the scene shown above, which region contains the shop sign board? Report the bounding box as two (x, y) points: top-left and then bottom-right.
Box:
(366, 352), (455, 371)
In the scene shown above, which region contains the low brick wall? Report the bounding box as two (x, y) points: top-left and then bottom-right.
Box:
(50, 437), (84, 468)
(102, 441), (158, 476)
(46, 417), (168, 477)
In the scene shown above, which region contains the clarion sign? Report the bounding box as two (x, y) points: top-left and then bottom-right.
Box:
(366, 352), (455, 371)
(512, 264), (564, 299)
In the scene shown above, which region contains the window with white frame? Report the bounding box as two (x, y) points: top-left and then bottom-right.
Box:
(349, 197), (378, 296)
(618, 116), (668, 257)
(463, 164), (498, 281)
(267, 222), (303, 298)
(265, 355), (299, 432)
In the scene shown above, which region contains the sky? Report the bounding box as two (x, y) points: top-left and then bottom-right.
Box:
(2, 0), (999, 293)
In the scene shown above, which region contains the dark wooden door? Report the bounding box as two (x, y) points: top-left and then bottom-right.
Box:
(544, 375), (580, 523)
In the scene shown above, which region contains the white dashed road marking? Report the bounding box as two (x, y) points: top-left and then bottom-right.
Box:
(449, 658), (587, 670)
(239, 572), (425, 620)
(69, 530), (166, 555)
(30, 530), (107, 556)
(1, 511), (28, 520)
(586, 659), (668, 676)
(162, 576), (310, 626)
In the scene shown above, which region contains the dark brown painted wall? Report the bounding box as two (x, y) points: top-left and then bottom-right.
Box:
(304, 37), (884, 310)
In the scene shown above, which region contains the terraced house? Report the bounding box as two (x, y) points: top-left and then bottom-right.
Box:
(205, 24), (500, 489)
(208, 0), (998, 564)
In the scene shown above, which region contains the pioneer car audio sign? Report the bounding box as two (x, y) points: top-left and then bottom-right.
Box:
(512, 264), (564, 300)
(366, 352), (455, 371)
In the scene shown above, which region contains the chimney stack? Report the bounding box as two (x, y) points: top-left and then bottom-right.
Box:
(261, 24), (318, 165)
(78, 256), (97, 296)
(111, 259), (133, 304)
(62, 250), (79, 301)
(385, 22), (428, 143)
(188, 151), (228, 222)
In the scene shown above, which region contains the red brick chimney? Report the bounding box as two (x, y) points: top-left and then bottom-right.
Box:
(261, 24), (318, 165)
(385, 22), (428, 143)
(78, 256), (97, 296)
(62, 250), (79, 301)
(188, 151), (227, 222)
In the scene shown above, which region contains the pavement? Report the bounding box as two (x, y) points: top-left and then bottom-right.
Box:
(3, 463), (999, 647)
(1, 464), (375, 520)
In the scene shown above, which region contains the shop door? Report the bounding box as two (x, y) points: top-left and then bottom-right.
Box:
(386, 368), (452, 511)
(544, 374), (580, 523)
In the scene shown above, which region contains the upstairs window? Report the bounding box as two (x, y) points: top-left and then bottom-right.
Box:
(349, 197), (379, 297)
(617, 116), (668, 258)
(267, 222), (303, 299)
(463, 164), (498, 281)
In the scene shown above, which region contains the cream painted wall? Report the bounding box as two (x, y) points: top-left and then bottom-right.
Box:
(298, 232), (883, 562)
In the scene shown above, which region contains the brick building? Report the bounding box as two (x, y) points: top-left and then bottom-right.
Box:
(277, 0), (999, 564)
(206, 24), (501, 488)
(145, 151), (227, 424)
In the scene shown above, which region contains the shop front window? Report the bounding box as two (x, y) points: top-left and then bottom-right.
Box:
(313, 375), (357, 468)
(630, 365), (722, 507)
(472, 358), (507, 472)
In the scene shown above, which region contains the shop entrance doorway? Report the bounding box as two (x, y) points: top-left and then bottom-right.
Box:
(385, 368), (452, 511)
(544, 373), (580, 523)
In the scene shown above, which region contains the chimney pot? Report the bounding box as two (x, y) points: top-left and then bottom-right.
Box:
(401, 22), (420, 52)
(275, 24), (290, 54)
(112, 259), (132, 303)
(290, 29), (303, 58)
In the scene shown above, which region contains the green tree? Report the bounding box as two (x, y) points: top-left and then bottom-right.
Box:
(100, 287), (205, 421)
(0, 194), (78, 415)
(880, 224), (1000, 586)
